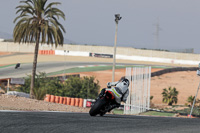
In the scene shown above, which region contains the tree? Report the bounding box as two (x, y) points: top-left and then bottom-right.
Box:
(162, 87), (179, 106)
(13, 0), (65, 98)
(17, 72), (65, 99)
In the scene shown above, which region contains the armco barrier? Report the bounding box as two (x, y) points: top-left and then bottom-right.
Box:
(151, 67), (198, 77)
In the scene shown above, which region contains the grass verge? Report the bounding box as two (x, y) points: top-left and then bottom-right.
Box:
(47, 65), (168, 76)
(0, 64), (15, 68)
(140, 111), (176, 117)
(112, 109), (176, 117)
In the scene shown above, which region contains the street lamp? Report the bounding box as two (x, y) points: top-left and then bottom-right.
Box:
(112, 14), (122, 82)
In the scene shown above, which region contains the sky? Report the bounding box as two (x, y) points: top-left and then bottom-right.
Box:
(1, 0), (200, 53)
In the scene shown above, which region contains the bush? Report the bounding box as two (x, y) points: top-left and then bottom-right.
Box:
(34, 87), (47, 100)
(17, 72), (52, 100)
(162, 87), (179, 106)
(17, 72), (100, 99)
(63, 76), (100, 99)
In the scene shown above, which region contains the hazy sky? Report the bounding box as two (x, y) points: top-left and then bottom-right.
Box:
(1, 0), (200, 53)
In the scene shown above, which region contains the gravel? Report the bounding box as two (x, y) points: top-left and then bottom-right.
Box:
(0, 94), (90, 113)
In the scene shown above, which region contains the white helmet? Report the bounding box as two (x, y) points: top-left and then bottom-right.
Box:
(116, 78), (129, 91)
(119, 77), (129, 87)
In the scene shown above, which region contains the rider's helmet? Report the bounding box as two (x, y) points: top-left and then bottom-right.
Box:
(122, 78), (130, 87)
(119, 77), (130, 87)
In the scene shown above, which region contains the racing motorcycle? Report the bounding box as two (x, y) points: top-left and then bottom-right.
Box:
(89, 90), (115, 116)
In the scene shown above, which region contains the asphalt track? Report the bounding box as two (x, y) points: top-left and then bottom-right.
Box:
(0, 111), (200, 133)
(0, 62), (136, 79)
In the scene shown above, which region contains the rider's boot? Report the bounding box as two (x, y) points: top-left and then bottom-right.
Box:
(97, 88), (106, 100)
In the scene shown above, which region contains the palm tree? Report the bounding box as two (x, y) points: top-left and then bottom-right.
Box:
(13, 0), (65, 98)
(162, 87), (179, 106)
(187, 95), (195, 106)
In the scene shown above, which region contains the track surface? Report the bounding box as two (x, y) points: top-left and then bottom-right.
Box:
(0, 62), (135, 79)
(0, 111), (200, 133)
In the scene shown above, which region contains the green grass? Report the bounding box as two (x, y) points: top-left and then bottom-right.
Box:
(47, 65), (125, 76)
(47, 65), (169, 76)
(113, 109), (124, 115)
(0, 64), (15, 68)
(112, 109), (176, 117)
(140, 111), (176, 117)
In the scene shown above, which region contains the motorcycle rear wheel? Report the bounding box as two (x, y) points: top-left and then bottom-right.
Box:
(89, 97), (107, 116)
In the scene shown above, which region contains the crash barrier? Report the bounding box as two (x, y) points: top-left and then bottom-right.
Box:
(38, 50), (55, 55)
(124, 67), (151, 115)
(151, 67), (198, 77)
(44, 94), (87, 107)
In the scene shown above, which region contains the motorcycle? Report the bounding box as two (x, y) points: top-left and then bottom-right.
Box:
(89, 90), (115, 116)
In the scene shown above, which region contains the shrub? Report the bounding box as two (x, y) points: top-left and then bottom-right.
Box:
(162, 87), (179, 106)
(63, 76), (100, 99)
(17, 72), (100, 99)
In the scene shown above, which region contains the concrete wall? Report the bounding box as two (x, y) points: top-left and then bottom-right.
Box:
(1, 42), (200, 62)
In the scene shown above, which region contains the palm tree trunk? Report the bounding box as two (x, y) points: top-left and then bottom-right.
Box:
(30, 32), (40, 99)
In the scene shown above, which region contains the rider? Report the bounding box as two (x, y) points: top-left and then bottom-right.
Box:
(98, 76), (130, 112)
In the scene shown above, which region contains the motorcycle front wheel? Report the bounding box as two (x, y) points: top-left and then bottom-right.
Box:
(89, 97), (107, 116)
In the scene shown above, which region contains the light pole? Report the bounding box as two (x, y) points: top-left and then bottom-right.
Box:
(112, 14), (122, 82)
